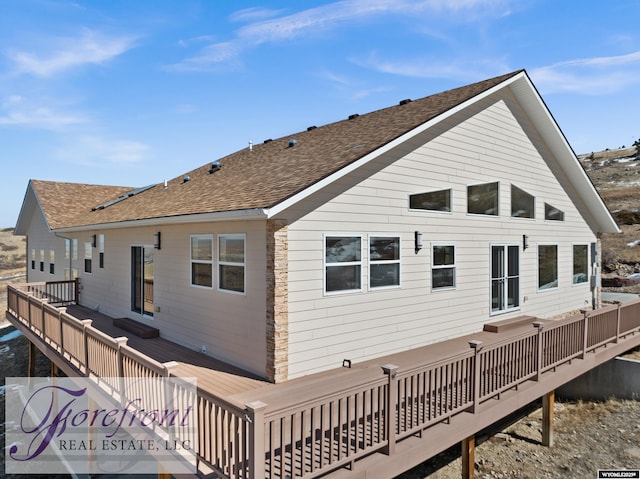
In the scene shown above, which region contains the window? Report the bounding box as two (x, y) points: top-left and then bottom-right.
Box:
(432, 244), (455, 290)
(72, 239), (78, 260)
(409, 189), (451, 212)
(64, 239), (70, 259)
(545, 203), (564, 221)
(511, 185), (535, 218)
(538, 244), (558, 290)
(369, 236), (400, 289)
(65, 268), (78, 280)
(84, 242), (92, 274)
(191, 235), (213, 288)
(219, 234), (246, 293)
(39, 249), (44, 272)
(573, 244), (589, 284)
(467, 182), (499, 215)
(325, 236), (362, 293)
(49, 250), (55, 275)
(98, 234), (105, 268)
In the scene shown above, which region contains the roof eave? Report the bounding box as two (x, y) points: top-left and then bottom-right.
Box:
(54, 208), (269, 233)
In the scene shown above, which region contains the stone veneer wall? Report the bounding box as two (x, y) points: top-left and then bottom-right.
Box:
(266, 219), (288, 383)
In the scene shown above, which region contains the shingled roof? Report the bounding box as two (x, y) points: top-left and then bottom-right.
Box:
(28, 71), (526, 229)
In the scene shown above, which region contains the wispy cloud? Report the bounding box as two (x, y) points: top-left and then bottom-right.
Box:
(6, 28), (136, 77)
(57, 136), (150, 166)
(353, 51), (510, 82)
(228, 7), (285, 23)
(531, 51), (640, 95)
(0, 95), (86, 129)
(168, 0), (509, 72)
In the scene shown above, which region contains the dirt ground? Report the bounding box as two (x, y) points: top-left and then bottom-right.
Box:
(402, 398), (640, 479)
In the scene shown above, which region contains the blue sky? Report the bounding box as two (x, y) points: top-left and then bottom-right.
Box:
(1, 0), (639, 227)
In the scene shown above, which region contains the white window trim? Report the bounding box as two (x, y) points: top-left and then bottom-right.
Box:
(489, 243), (521, 316)
(431, 243), (456, 292)
(510, 184), (536, 220)
(190, 234), (214, 289)
(408, 188), (453, 214)
(466, 181), (500, 217)
(368, 234), (401, 290)
(323, 234), (364, 295)
(537, 243), (559, 291)
(218, 233), (247, 295)
(572, 242), (590, 286)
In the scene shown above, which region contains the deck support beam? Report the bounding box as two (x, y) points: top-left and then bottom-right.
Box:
(542, 390), (555, 447)
(461, 435), (475, 479)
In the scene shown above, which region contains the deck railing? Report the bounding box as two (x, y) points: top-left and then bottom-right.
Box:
(6, 281), (640, 479)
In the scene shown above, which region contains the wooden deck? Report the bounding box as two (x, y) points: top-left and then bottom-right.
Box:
(64, 304), (267, 397)
(6, 281), (640, 479)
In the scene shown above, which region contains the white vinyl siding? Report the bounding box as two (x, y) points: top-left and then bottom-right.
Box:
(285, 94), (598, 379)
(74, 223), (267, 378)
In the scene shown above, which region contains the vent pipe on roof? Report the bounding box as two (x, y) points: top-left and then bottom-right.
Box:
(163, 179), (168, 189)
(288, 138), (298, 148)
(399, 98), (412, 105)
(249, 140), (253, 152)
(209, 160), (221, 174)
(264, 139), (272, 144)
(348, 114), (359, 120)
(182, 175), (191, 183)
(307, 126), (317, 131)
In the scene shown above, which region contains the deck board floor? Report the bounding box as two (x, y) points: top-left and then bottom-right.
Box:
(65, 305), (268, 398)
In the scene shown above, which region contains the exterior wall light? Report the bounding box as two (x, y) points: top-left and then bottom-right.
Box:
(415, 231), (423, 253)
(154, 232), (161, 250)
(523, 234), (529, 250)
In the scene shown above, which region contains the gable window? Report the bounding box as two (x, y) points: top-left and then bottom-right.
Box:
(511, 185), (535, 218)
(573, 244), (589, 284)
(49, 250), (55, 275)
(191, 235), (213, 288)
(538, 244), (558, 290)
(219, 234), (246, 293)
(467, 182), (499, 216)
(84, 242), (92, 274)
(98, 234), (105, 268)
(39, 249), (44, 272)
(369, 236), (400, 289)
(409, 189), (451, 212)
(545, 203), (564, 221)
(325, 235), (362, 293)
(432, 244), (455, 290)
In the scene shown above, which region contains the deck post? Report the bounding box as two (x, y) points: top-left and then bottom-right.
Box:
(381, 364), (399, 456)
(28, 340), (36, 378)
(542, 390), (555, 447)
(468, 341), (483, 413)
(615, 301), (622, 343)
(533, 322), (544, 381)
(461, 435), (475, 479)
(581, 309), (589, 359)
(246, 400), (268, 479)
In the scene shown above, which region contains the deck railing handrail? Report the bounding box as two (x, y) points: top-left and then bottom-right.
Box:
(6, 282), (640, 479)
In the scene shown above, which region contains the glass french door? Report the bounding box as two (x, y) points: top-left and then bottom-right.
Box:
(132, 246), (154, 317)
(491, 245), (519, 313)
